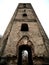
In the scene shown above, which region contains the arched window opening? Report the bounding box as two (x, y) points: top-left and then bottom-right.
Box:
(23, 13), (27, 17)
(22, 50), (28, 65)
(21, 23), (29, 31)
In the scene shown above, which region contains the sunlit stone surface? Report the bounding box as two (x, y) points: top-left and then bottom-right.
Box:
(22, 50), (28, 65)
(22, 50), (28, 60)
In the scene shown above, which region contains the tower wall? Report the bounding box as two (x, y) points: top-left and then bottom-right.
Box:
(0, 3), (49, 65)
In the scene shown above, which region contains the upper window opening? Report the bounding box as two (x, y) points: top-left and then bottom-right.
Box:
(23, 13), (27, 17)
(21, 23), (29, 31)
(23, 4), (26, 8)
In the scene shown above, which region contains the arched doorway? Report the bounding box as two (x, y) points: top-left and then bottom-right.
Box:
(18, 45), (33, 65)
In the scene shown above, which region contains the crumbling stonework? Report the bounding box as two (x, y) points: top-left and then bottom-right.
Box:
(0, 3), (49, 65)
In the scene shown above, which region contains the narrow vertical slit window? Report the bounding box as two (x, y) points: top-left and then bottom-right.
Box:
(18, 45), (33, 65)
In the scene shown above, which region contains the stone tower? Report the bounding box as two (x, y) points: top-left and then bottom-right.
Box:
(0, 3), (49, 65)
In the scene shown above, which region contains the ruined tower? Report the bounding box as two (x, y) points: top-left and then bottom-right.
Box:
(0, 3), (49, 65)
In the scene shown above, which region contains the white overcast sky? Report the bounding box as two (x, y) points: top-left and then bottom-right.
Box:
(0, 0), (49, 38)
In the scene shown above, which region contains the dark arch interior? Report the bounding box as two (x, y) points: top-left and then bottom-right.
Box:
(18, 45), (33, 65)
(23, 4), (26, 8)
(23, 13), (27, 17)
(21, 23), (29, 31)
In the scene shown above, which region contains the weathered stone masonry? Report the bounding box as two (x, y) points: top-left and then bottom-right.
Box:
(0, 3), (49, 65)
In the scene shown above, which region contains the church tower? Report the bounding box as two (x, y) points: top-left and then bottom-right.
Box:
(0, 3), (49, 65)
